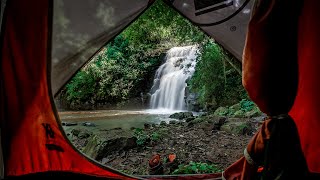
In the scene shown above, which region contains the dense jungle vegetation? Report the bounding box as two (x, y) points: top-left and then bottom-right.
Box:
(59, 0), (248, 111)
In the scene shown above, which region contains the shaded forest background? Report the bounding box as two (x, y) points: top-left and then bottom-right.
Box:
(56, 0), (249, 112)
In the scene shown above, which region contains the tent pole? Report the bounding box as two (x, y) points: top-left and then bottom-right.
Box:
(0, 129), (3, 179)
(0, 0), (7, 34)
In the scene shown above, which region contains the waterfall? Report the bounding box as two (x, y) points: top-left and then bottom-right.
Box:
(149, 45), (198, 110)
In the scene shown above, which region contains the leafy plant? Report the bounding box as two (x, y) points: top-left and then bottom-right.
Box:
(171, 161), (222, 174)
(150, 132), (161, 142)
(240, 99), (255, 112)
(133, 128), (149, 146)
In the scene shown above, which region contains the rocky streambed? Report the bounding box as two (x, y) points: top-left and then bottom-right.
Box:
(63, 112), (264, 176)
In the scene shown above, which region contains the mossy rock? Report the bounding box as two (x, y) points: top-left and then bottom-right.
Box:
(82, 135), (102, 159)
(233, 110), (245, 118)
(213, 107), (229, 116)
(245, 107), (262, 118)
(220, 121), (253, 135)
(228, 103), (241, 115)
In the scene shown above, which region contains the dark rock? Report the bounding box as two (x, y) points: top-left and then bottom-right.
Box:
(144, 123), (151, 129)
(220, 120), (254, 135)
(185, 90), (201, 112)
(78, 130), (92, 139)
(169, 120), (177, 124)
(212, 116), (227, 130)
(82, 122), (96, 127)
(198, 112), (208, 117)
(187, 121), (195, 127)
(71, 129), (80, 137)
(95, 136), (137, 161)
(61, 122), (78, 126)
(185, 117), (195, 122)
(169, 112), (193, 120)
(160, 121), (167, 126)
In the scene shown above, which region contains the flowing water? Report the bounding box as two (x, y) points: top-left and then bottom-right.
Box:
(59, 110), (174, 130)
(149, 45), (198, 110)
(59, 46), (198, 130)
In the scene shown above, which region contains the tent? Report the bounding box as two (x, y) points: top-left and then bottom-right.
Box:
(1, 0), (320, 179)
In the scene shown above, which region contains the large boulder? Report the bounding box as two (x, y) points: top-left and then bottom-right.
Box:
(95, 136), (137, 160)
(82, 129), (138, 161)
(169, 112), (194, 120)
(228, 103), (241, 115)
(213, 107), (229, 116)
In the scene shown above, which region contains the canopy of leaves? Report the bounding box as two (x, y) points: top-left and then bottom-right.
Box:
(189, 40), (248, 108)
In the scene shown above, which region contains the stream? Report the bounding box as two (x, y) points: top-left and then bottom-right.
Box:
(59, 109), (190, 130)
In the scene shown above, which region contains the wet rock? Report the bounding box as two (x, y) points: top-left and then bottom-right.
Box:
(185, 90), (201, 112)
(185, 117), (195, 122)
(198, 112), (208, 117)
(169, 120), (177, 124)
(169, 112), (193, 120)
(71, 129), (80, 137)
(82, 122), (96, 127)
(144, 123), (151, 129)
(160, 121), (167, 126)
(61, 122), (78, 126)
(78, 130), (92, 139)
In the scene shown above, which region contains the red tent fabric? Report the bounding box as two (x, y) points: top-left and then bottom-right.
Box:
(223, 0), (320, 179)
(289, 0), (320, 174)
(1, 0), (136, 178)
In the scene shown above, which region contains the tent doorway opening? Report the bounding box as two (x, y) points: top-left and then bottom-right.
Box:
(53, 0), (263, 176)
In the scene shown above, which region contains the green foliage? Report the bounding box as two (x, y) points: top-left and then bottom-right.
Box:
(150, 132), (161, 142)
(213, 99), (262, 118)
(62, 0), (208, 108)
(64, 33), (162, 108)
(189, 40), (247, 109)
(171, 161), (222, 174)
(133, 128), (149, 146)
(240, 99), (255, 112)
(122, 0), (207, 49)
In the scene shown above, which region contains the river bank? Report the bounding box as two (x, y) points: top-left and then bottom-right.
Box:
(62, 111), (264, 175)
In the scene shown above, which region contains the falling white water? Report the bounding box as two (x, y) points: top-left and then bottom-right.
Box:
(149, 45), (198, 110)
